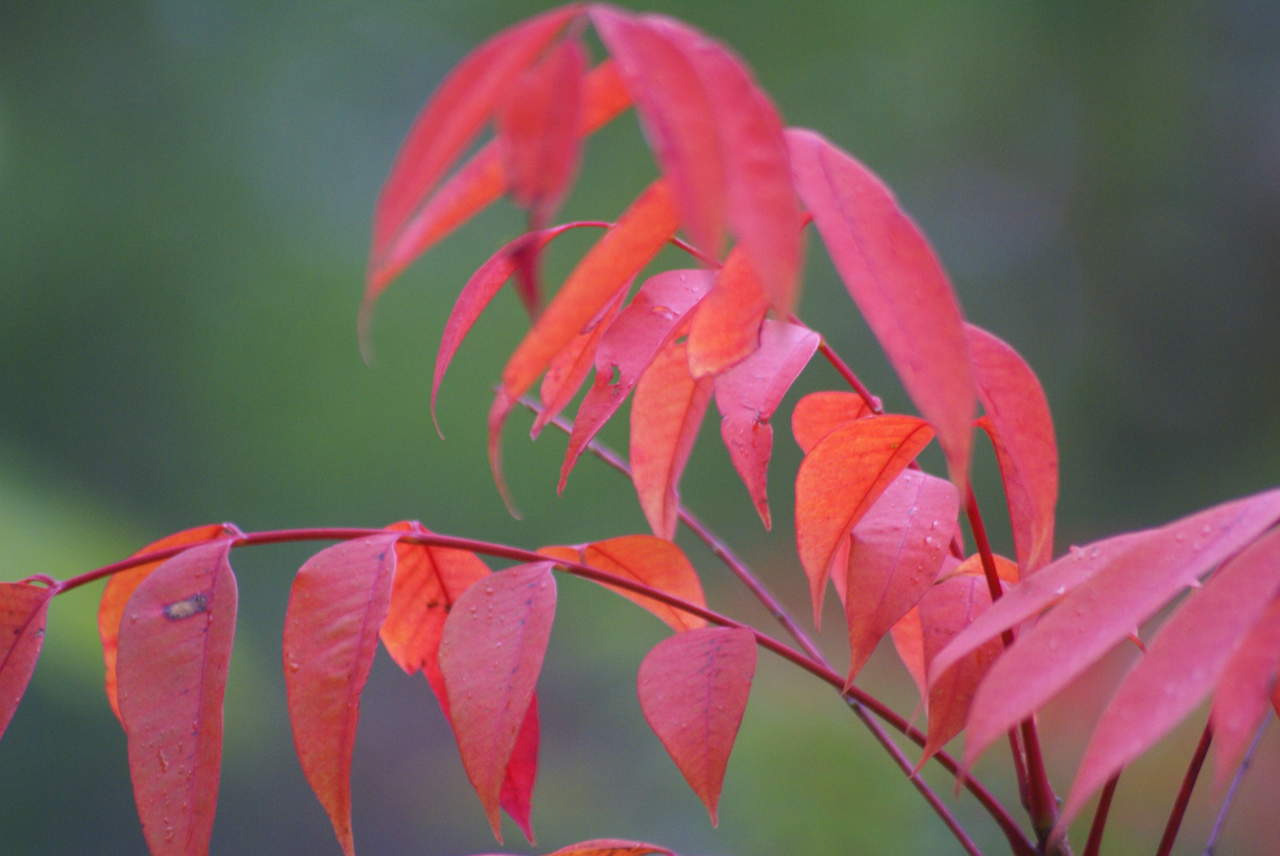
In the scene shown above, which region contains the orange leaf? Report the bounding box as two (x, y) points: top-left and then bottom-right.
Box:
(788, 128), (975, 491)
(532, 285), (628, 438)
(0, 582), (53, 741)
(791, 390), (872, 454)
(794, 414), (934, 624)
(117, 540), (237, 856)
(630, 339), (713, 539)
(98, 523), (233, 720)
(546, 840), (676, 856)
(576, 535), (707, 631)
(637, 627), (756, 825)
(283, 534), (399, 856)
(686, 247), (769, 379)
(439, 563), (556, 841)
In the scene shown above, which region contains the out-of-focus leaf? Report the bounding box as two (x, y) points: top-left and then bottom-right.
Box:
(794, 414), (934, 624)
(0, 582), (54, 741)
(941, 488), (1280, 771)
(844, 470), (959, 681)
(967, 324), (1058, 575)
(282, 534), (399, 856)
(788, 128), (974, 492)
(117, 540), (237, 856)
(713, 319), (819, 528)
(547, 840), (677, 856)
(630, 339), (713, 539)
(1056, 528), (1280, 833)
(791, 390), (873, 454)
(1212, 597), (1280, 787)
(637, 627), (756, 825)
(98, 523), (233, 720)
(686, 246), (769, 379)
(439, 563), (556, 841)
(559, 269), (712, 490)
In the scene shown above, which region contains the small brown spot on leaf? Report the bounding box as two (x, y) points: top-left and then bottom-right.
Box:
(163, 593), (208, 621)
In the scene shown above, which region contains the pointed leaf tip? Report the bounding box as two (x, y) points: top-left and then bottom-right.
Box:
(637, 626), (756, 825)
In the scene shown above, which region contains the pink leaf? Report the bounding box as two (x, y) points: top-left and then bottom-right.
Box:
(788, 128), (975, 491)
(1056, 528), (1280, 834)
(942, 488), (1280, 771)
(117, 540), (237, 856)
(686, 246), (770, 379)
(283, 534), (399, 856)
(713, 319), (819, 528)
(439, 562), (556, 841)
(0, 582), (53, 741)
(532, 284), (628, 438)
(790, 390), (873, 454)
(967, 324), (1058, 574)
(794, 414), (935, 624)
(630, 339), (713, 539)
(637, 627), (756, 824)
(844, 469), (960, 680)
(1212, 596), (1280, 788)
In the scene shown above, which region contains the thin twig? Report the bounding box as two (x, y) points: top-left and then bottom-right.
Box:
(1203, 718), (1267, 855)
(1156, 722), (1213, 856)
(1082, 774), (1119, 856)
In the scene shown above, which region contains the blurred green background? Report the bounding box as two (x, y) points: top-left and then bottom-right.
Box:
(3, 0), (1278, 853)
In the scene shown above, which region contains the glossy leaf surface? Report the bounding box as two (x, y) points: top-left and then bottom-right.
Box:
(0, 582), (53, 741)
(637, 627), (756, 824)
(283, 534), (399, 856)
(794, 414), (934, 623)
(117, 540), (237, 856)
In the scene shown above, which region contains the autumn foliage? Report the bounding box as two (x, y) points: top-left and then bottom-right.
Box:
(4, 5), (1280, 855)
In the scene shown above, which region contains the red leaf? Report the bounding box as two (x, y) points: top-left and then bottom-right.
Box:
(940, 488), (1280, 770)
(686, 245), (769, 379)
(788, 128), (975, 491)
(794, 414), (934, 624)
(117, 540), (237, 856)
(637, 627), (756, 825)
(551, 535), (707, 631)
(439, 562), (557, 841)
(546, 840), (677, 856)
(370, 5), (580, 260)
(500, 180), (680, 402)
(498, 37), (587, 224)
(790, 390), (873, 454)
(559, 269), (712, 490)
(630, 339), (713, 539)
(433, 222), (603, 430)
(659, 20), (804, 314)
(844, 469), (959, 680)
(1056, 528), (1280, 833)
(365, 60), (631, 319)
(498, 697), (540, 844)
(533, 284), (628, 438)
(1212, 596), (1280, 787)
(713, 319), (819, 528)
(98, 524), (233, 721)
(0, 582), (53, 741)
(591, 8), (726, 257)
(967, 324), (1058, 575)
(283, 534), (399, 856)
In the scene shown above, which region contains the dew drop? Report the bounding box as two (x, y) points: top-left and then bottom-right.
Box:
(483, 584), (495, 595)
(1054, 586), (1066, 596)
(923, 536), (937, 547)
(1200, 524), (1214, 537)
(1087, 547), (1100, 559)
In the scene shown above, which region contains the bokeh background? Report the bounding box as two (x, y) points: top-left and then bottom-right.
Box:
(3, 0), (1278, 853)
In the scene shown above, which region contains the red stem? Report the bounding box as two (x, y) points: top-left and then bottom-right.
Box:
(1155, 722), (1212, 856)
(1082, 775), (1119, 856)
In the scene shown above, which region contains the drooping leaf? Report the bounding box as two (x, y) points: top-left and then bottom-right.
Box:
(590, 8), (726, 257)
(0, 582), (54, 741)
(1211, 597), (1280, 787)
(500, 180), (680, 402)
(637, 627), (756, 825)
(630, 339), (713, 539)
(548, 535), (707, 631)
(547, 840), (676, 856)
(378, 522), (539, 841)
(282, 534), (399, 856)
(941, 488), (1280, 771)
(844, 469), (959, 681)
(532, 285), (629, 438)
(686, 246), (769, 379)
(559, 268), (712, 490)
(1056, 528), (1280, 833)
(967, 324), (1058, 575)
(117, 540), (237, 856)
(713, 319), (819, 528)
(790, 390), (873, 454)
(794, 414), (934, 624)
(788, 128), (975, 491)
(370, 5), (581, 261)
(439, 562), (557, 841)
(366, 60), (631, 311)
(99, 523), (233, 720)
